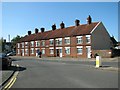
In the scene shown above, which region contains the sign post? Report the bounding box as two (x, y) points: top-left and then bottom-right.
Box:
(96, 56), (102, 68)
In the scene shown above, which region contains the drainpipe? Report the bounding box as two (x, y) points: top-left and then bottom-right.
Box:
(54, 38), (56, 57)
(28, 41), (30, 56)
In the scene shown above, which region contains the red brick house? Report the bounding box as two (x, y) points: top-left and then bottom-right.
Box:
(16, 15), (113, 58)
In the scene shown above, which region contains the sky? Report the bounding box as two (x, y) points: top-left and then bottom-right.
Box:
(1, 2), (119, 42)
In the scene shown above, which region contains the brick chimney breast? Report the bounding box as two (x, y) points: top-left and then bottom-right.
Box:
(52, 24), (56, 30)
(75, 19), (80, 26)
(28, 31), (31, 35)
(35, 28), (39, 34)
(41, 28), (45, 33)
(60, 21), (65, 29)
(87, 15), (92, 24)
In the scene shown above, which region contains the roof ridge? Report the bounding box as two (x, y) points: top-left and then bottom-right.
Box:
(18, 22), (100, 42)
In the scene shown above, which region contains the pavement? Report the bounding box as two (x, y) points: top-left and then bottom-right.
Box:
(0, 64), (19, 89)
(1, 56), (119, 89)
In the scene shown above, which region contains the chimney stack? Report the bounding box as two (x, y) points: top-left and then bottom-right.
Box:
(28, 31), (31, 35)
(60, 21), (65, 29)
(52, 24), (56, 30)
(35, 28), (39, 34)
(41, 28), (45, 33)
(87, 15), (92, 24)
(75, 19), (80, 26)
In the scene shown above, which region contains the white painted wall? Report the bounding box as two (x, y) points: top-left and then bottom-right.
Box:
(91, 22), (113, 50)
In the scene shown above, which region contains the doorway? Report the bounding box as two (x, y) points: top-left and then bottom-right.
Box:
(86, 46), (91, 58)
(56, 49), (59, 57)
(56, 49), (62, 57)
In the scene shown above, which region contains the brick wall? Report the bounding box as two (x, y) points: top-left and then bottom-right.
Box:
(92, 50), (112, 58)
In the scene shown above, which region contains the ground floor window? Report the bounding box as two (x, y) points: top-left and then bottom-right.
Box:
(65, 47), (70, 54)
(41, 49), (45, 54)
(30, 48), (34, 54)
(77, 47), (83, 54)
(50, 49), (54, 54)
(25, 49), (28, 54)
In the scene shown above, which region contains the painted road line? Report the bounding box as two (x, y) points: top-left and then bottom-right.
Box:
(2, 64), (19, 90)
(7, 78), (17, 90)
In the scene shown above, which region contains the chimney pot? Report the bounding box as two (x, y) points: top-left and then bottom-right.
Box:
(60, 21), (65, 29)
(75, 19), (80, 26)
(87, 15), (92, 24)
(28, 31), (31, 35)
(52, 24), (56, 30)
(41, 28), (45, 33)
(35, 28), (39, 34)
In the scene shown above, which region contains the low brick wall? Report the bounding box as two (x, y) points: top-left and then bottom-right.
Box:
(92, 50), (112, 58)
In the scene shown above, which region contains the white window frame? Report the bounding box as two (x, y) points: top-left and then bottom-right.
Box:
(65, 47), (70, 55)
(41, 40), (45, 46)
(25, 49), (28, 54)
(17, 49), (20, 54)
(21, 42), (24, 48)
(17, 43), (20, 48)
(49, 48), (54, 54)
(25, 42), (28, 48)
(31, 41), (34, 47)
(76, 36), (83, 44)
(56, 38), (62, 45)
(35, 41), (40, 47)
(77, 46), (83, 55)
(49, 39), (54, 46)
(41, 48), (45, 54)
(86, 35), (91, 44)
(30, 48), (34, 54)
(64, 37), (70, 45)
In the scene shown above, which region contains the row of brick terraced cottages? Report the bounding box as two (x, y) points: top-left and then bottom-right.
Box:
(16, 15), (114, 58)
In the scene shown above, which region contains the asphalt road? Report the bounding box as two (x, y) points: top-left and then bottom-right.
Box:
(11, 58), (118, 88)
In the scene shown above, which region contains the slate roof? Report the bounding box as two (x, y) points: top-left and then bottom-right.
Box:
(18, 22), (99, 43)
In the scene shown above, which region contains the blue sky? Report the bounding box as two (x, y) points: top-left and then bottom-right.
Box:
(2, 2), (119, 41)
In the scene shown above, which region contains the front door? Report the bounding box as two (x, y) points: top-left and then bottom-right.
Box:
(22, 49), (24, 56)
(86, 46), (91, 58)
(36, 49), (39, 57)
(56, 49), (59, 57)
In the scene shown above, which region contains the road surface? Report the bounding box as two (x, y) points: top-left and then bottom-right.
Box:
(11, 58), (118, 88)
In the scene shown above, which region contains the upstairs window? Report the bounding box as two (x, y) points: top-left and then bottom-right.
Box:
(56, 38), (62, 45)
(30, 41), (34, 47)
(64, 37), (70, 45)
(86, 35), (91, 44)
(76, 36), (83, 44)
(25, 42), (28, 48)
(49, 39), (54, 46)
(17, 43), (20, 48)
(21, 42), (24, 48)
(35, 41), (40, 47)
(65, 47), (70, 54)
(41, 40), (45, 46)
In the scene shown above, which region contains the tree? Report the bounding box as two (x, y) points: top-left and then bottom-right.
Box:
(11, 35), (21, 51)
(0, 37), (5, 52)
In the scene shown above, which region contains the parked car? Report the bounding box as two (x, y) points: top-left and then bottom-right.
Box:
(7, 51), (16, 56)
(0, 53), (12, 69)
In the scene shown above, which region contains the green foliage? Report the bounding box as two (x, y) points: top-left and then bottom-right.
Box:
(11, 35), (21, 50)
(0, 37), (5, 52)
